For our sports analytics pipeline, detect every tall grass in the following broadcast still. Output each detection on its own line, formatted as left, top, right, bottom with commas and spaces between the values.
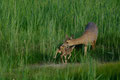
0, 0, 120, 79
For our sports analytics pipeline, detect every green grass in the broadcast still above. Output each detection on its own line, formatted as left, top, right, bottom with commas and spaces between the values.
0, 61, 120, 80
0, 0, 120, 80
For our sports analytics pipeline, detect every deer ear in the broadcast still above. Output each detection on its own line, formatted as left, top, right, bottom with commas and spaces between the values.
65, 34, 69, 40
70, 34, 74, 39
71, 34, 74, 38
70, 37, 72, 39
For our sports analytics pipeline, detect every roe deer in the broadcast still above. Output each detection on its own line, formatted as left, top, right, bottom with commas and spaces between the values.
65, 22, 98, 56
54, 36, 75, 63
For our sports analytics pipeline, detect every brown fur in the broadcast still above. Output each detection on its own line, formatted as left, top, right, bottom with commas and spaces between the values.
54, 36, 75, 63
66, 22, 98, 56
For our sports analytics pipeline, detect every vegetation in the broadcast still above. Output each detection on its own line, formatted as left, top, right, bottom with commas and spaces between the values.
0, 0, 120, 80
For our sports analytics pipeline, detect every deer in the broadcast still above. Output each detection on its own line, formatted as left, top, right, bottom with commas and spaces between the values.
64, 22, 98, 56
54, 36, 75, 63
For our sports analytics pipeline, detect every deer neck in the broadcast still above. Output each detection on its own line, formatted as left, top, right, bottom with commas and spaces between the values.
68, 37, 84, 46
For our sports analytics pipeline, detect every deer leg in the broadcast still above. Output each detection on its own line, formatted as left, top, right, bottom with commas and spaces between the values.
68, 53, 71, 59
92, 40, 96, 50
84, 45, 87, 56
64, 55, 67, 64
61, 54, 64, 63
54, 49, 60, 59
